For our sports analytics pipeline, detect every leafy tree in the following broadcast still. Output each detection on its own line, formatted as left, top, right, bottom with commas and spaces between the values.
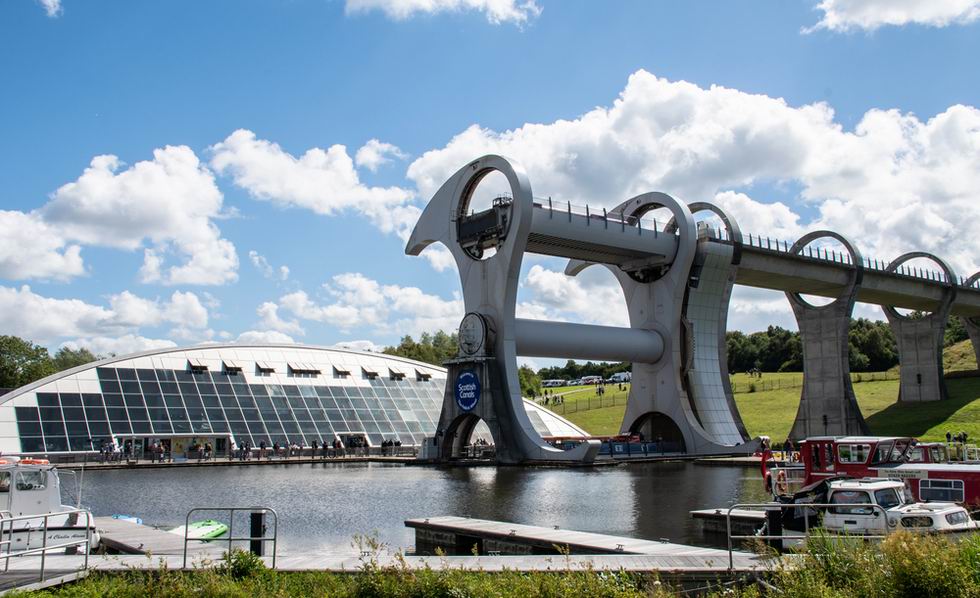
518, 365, 542, 398
945, 316, 969, 347
0, 336, 55, 389
383, 331, 459, 366
848, 318, 898, 372
52, 346, 98, 372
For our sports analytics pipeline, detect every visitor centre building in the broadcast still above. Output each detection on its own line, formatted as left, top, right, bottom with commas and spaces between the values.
0, 344, 584, 457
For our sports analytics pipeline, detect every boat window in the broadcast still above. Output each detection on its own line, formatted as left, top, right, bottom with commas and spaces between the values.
891, 441, 910, 461
822, 444, 835, 471
874, 488, 901, 509
930, 447, 946, 463
946, 511, 969, 526
919, 479, 964, 503
830, 490, 873, 515
15, 470, 46, 491
0, 472, 9, 492
901, 516, 933, 528
838, 444, 871, 464
872, 441, 895, 465
908, 447, 924, 463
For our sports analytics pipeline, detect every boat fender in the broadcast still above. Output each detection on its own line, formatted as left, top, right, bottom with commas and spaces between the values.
20, 458, 49, 465
775, 470, 788, 495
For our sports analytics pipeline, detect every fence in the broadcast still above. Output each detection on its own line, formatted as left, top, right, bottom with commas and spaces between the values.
544, 393, 628, 416
731, 371, 899, 394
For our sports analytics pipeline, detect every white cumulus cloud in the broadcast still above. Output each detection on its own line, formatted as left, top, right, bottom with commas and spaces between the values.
210, 129, 420, 243
408, 70, 980, 278
355, 139, 408, 172
0, 285, 210, 349
40, 147, 238, 286
37, 0, 62, 17
235, 330, 296, 344
61, 335, 177, 357
0, 211, 84, 281
273, 272, 463, 337
807, 0, 980, 33
248, 250, 290, 281
2, 146, 237, 286
345, 0, 541, 25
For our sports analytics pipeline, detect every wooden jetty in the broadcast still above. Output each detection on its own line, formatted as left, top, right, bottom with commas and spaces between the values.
405, 516, 763, 572
95, 517, 226, 557
690, 508, 766, 535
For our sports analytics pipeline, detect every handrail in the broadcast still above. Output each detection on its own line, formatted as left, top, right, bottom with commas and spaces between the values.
182, 506, 278, 569
0, 508, 93, 583
725, 501, 891, 571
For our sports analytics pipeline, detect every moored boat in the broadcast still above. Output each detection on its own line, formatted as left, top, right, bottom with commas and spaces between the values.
0, 458, 99, 553
777, 477, 980, 538
763, 436, 980, 504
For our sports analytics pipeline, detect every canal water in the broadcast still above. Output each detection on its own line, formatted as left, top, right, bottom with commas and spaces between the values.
73, 461, 771, 554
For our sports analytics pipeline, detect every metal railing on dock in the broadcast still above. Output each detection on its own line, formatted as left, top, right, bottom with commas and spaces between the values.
182, 507, 278, 569
725, 502, 889, 571
0, 508, 93, 584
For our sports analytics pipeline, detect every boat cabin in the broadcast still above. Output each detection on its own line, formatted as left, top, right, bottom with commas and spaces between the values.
822, 479, 976, 536
0, 460, 69, 517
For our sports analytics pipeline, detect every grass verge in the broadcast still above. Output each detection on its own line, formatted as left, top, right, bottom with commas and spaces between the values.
562, 377, 980, 444
26, 533, 980, 598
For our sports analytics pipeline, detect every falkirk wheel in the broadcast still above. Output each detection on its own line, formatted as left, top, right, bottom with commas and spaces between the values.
406, 155, 761, 464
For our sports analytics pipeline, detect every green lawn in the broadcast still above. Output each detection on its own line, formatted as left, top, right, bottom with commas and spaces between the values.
561, 376, 980, 443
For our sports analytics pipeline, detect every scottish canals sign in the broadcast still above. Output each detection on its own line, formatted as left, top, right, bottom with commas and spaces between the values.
454, 370, 481, 411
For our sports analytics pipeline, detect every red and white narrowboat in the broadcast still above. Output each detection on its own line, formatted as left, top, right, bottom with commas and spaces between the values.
764, 436, 980, 506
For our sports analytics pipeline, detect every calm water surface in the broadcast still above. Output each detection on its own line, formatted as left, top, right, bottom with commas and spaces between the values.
74, 462, 770, 554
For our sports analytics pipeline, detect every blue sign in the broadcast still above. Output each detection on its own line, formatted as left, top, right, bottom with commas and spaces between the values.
454, 369, 481, 411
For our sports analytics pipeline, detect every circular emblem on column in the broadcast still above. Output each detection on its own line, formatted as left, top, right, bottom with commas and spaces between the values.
454, 369, 481, 412
458, 313, 487, 356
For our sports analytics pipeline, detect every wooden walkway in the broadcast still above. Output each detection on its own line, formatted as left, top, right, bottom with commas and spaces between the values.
95, 517, 225, 557
407, 516, 754, 558
690, 508, 767, 535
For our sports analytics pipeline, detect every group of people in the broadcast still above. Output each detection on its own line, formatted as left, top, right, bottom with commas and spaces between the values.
98, 441, 123, 462
188, 441, 213, 461
379, 438, 402, 456
226, 436, 398, 460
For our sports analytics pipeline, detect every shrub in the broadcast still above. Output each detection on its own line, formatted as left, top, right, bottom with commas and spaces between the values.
218, 548, 266, 580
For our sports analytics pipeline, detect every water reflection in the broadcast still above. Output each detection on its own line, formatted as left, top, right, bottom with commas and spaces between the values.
75, 461, 767, 554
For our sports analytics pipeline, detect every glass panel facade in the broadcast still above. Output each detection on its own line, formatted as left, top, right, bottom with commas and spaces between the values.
18, 366, 446, 451
12, 359, 582, 453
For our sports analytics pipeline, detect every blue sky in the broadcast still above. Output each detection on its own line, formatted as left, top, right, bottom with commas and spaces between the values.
1, 0, 979, 359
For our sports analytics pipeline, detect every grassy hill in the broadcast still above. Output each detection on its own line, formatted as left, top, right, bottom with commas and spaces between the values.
945, 339, 978, 372
559, 341, 979, 443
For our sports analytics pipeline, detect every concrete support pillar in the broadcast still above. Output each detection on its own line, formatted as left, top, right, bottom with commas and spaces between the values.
965, 272, 980, 369
883, 253, 958, 403
787, 232, 869, 440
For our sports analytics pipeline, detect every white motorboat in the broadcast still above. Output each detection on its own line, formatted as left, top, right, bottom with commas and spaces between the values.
781, 478, 980, 538
0, 458, 99, 553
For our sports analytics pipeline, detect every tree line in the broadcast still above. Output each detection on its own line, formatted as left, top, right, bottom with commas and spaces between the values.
0, 336, 100, 390
382, 316, 972, 384
0, 314, 971, 394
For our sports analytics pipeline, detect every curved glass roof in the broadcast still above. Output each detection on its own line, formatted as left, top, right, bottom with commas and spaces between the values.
0, 344, 586, 454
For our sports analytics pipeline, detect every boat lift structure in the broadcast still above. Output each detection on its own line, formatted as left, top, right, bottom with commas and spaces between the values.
407, 155, 980, 464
